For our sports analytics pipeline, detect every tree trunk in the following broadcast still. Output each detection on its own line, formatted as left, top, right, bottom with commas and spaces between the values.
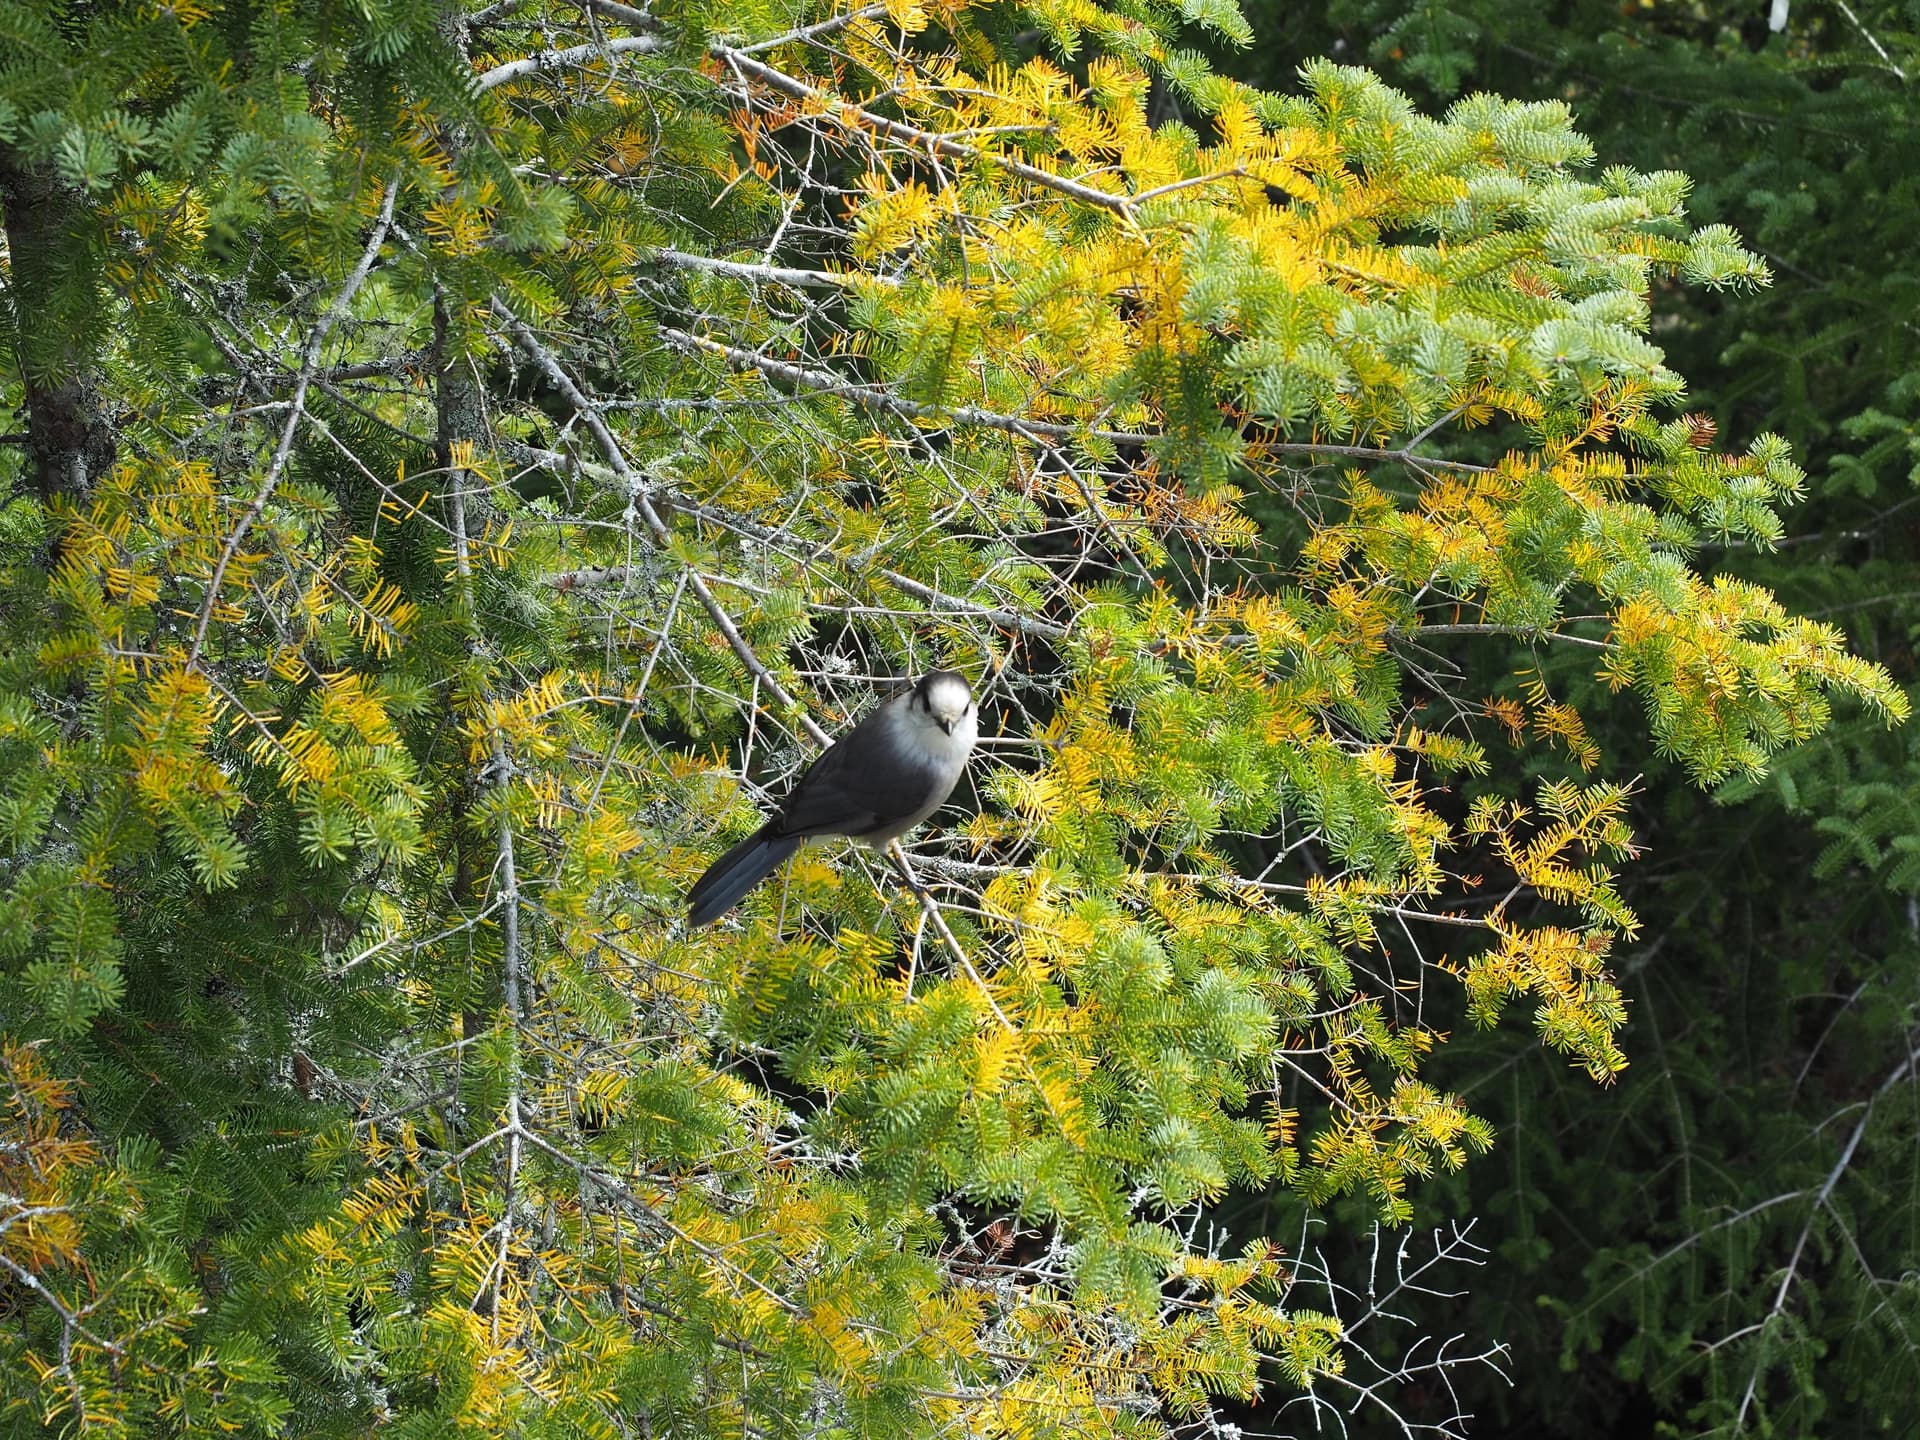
0, 152, 114, 505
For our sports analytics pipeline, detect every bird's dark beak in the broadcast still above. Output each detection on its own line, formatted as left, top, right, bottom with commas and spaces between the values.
940, 719, 953, 735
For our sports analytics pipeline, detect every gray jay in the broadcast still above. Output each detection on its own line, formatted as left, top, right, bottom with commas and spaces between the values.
686, 670, 978, 927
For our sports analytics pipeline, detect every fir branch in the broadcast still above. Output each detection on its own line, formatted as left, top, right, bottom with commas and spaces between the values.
466, 0, 527, 27
490, 297, 834, 747
1737, 1032, 1920, 1427
514, 1126, 810, 1317
886, 841, 1093, 1154
652, 248, 892, 289
187, 176, 400, 667
440, 296, 531, 1334
1834, 0, 1908, 79
547, 558, 1069, 640
730, 2, 889, 55
711, 50, 1119, 217
874, 568, 1068, 640
1391, 623, 1614, 650
1131, 168, 1251, 204
486, 723, 526, 1338
661, 326, 1497, 474
473, 34, 663, 90
576, 0, 657, 30
0, 1250, 124, 1423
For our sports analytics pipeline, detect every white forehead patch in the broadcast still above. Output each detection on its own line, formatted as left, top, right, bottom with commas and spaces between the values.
923, 674, 971, 717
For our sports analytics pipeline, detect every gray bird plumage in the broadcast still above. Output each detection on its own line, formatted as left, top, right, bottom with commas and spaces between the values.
686, 670, 978, 927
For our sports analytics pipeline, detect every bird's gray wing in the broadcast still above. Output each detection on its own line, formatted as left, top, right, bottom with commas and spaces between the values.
770, 709, 942, 839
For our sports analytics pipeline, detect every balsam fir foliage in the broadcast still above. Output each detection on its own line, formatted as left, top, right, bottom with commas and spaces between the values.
1225, 3, 1920, 1435
0, 0, 1904, 1435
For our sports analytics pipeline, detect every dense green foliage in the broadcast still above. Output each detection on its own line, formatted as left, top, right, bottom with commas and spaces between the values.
1224, 3, 1920, 1435
0, 0, 1910, 1435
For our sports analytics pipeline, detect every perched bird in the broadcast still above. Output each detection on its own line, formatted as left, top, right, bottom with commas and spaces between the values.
686, 670, 978, 928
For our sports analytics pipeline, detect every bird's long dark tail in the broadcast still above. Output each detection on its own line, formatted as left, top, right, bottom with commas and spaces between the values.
686, 825, 803, 928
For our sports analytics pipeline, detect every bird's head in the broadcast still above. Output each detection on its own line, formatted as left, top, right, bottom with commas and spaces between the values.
911, 670, 976, 741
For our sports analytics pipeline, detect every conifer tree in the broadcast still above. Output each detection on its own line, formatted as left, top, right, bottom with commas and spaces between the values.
0, 0, 1905, 1434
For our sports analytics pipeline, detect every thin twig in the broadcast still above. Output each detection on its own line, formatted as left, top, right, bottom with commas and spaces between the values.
514, 1126, 810, 1317
1737, 1034, 1920, 1426
491, 296, 832, 746
474, 34, 662, 90
1391, 622, 1613, 651
1833, 0, 1908, 79
188, 177, 399, 665
714, 49, 1136, 220
730, 2, 888, 55
652, 248, 892, 289
661, 327, 1495, 474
